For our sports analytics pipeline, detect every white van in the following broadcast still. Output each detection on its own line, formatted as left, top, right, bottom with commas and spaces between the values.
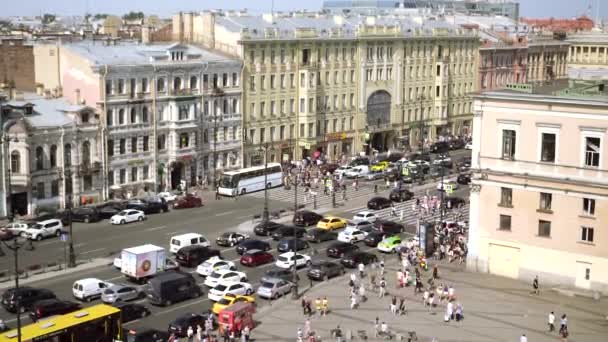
169, 233, 210, 253
345, 165, 370, 179
72, 278, 113, 302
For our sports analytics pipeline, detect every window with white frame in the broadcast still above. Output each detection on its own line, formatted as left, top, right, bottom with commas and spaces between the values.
584, 136, 601, 167
501, 129, 516, 160
540, 132, 556, 162
580, 226, 594, 243
583, 198, 595, 216
539, 192, 552, 211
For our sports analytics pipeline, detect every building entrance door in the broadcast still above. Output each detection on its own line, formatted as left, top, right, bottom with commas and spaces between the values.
575, 261, 592, 289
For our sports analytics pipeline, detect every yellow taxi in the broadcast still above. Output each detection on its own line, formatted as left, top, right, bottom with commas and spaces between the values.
316, 217, 347, 231
211, 293, 256, 314
370, 161, 390, 172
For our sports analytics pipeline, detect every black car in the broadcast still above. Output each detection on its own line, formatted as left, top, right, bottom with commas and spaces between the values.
340, 251, 378, 268
349, 158, 370, 166
326, 242, 360, 258
449, 139, 466, 150
34, 212, 69, 226
307, 261, 345, 281
363, 231, 387, 247
304, 228, 338, 243
236, 239, 271, 255
277, 238, 310, 253
409, 152, 432, 162
175, 245, 221, 267
372, 220, 404, 235
126, 198, 168, 214
402, 167, 424, 184
457, 173, 471, 185
458, 157, 472, 172
261, 268, 299, 283
168, 313, 213, 338
367, 197, 392, 210
29, 299, 81, 321
69, 207, 102, 223
429, 165, 448, 178
293, 210, 324, 227
113, 302, 151, 323
444, 196, 466, 209
215, 232, 248, 247
1, 287, 56, 313
125, 329, 170, 342
272, 226, 306, 240
430, 141, 450, 154
389, 188, 414, 202
253, 221, 285, 236
97, 201, 126, 219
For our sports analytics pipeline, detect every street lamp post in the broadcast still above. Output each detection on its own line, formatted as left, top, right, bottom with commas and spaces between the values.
64, 169, 76, 268
291, 168, 299, 299
259, 143, 271, 222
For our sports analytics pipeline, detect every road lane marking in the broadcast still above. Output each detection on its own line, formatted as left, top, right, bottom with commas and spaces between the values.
80, 248, 106, 255
215, 210, 235, 217
144, 225, 167, 232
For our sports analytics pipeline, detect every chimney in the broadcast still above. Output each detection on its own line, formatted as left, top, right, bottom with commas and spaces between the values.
36, 83, 44, 96
9, 87, 17, 101
75, 89, 81, 105
141, 26, 151, 44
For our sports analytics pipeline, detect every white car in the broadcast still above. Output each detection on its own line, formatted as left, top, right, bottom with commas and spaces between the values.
157, 192, 177, 202
333, 166, 353, 177
207, 281, 254, 302
25, 219, 64, 241
110, 210, 145, 225
275, 252, 312, 269
437, 180, 459, 191
196, 257, 236, 277
204, 269, 247, 288
337, 229, 368, 243
464, 142, 472, 150
5, 222, 33, 237
353, 211, 378, 223
344, 166, 370, 179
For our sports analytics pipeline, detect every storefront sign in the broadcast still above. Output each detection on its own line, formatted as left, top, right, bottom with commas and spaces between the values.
325, 132, 347, 142
179, 155, 193, 162
128, 159, 145, 166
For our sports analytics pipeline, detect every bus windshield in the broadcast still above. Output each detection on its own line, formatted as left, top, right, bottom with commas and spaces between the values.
220, 175, 237, 188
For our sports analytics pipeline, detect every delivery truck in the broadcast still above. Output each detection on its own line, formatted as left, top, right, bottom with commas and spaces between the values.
121, 244, 167, 283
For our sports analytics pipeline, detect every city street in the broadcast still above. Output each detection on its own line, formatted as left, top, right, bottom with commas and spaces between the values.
0, 151, 472, 335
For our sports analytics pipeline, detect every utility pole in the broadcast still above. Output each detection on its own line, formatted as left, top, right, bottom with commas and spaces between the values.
292, 168, 299, 299
65, 168, 76, 268
261, 143, 270, 222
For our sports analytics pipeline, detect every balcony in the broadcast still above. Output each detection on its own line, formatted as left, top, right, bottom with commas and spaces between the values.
10, 173, 29, 187
79, 161, 101, 175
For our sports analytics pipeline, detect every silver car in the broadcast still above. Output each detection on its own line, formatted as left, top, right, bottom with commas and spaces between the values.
346, 220, 373, 232
256, 277, 293, 299
101, 284, 141, 304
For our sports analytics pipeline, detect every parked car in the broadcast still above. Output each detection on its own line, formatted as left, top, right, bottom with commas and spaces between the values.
113, 302, 151, 323
126, 329, 170, 342
145, 271, 201, 306
157, 192, 177, 202
0, 228, 14, 241
110, 210, 145, 225
211, 294, 255, 315
457, 173, 471, 185
363, 231, 387, 247
319, 163, 340, 174
316, 217, 347, 230
216, 232, 248, 247
29, 299, 81, 321
196, 257, 236, 277
277, 238, 310, 253
372, 220, 404, 235
367, 197, 392, 210
236, 239, 271, 255
370, 161, 390, 172
409, 152, 432, 162
168, 313, 210, 338
203, 270, 247, 288
175, 245, 221, 268
366, 170, 385, 181
126, 198, 168, 214
377, 236, 402, 253
326, 242, 360, 258
429, 165, 448, 179
352, 211, 378, 223
307, 261, 345, 281
349, 157, 370, 166
344, 165, 370, 178
389, 188, 414, 202
444, 196, 466, 209
253, 221, 286, 236
449, 139, 466, 150
169, 233, 210, 254
69, 207, 101, 223
304, 228, 338, 243
172, 194, 203, 209
72, 278, 113, 302
345, 220, 373, 232
458, 157, 472, 172
432, 156, 453, 169
464, 141, 473, 150
293, 211, 324, 227
97, 202, 126, 219
261, 268, 299, 283
340, 251, 378, 268
430, 141, 450, 154
256, 278, 293, 299
275, 252, 311, 269
1, 287, 56, 313
271, 226, 306, 240
333, 166, 353, 177
33, 212, 69, 226
101, 284, 141, 304
4, 221, 33, 237
25, 219, 64, 241
337, 229, 367, 243
208, 281, 253, 302
407, 160, 431, 174
240, 249, 274, 267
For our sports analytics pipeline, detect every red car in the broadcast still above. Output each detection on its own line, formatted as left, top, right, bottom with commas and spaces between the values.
173, 194, 203, 209
240, 250, 274, 267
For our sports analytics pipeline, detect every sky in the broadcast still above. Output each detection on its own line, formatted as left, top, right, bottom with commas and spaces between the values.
2, 0, 607, 20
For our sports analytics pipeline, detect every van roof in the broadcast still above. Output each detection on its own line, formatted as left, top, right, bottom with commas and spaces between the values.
123, 244, 164, 254
171, 233, 203, 240
149, 271, 191, 283
74, 278, 103, 284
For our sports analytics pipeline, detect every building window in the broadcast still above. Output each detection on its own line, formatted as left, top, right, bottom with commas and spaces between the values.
105, 80, 112, 95
64, 144, 72, 166
539, 192, 552, 211
10, 151, 19, 173
583, 198, 595, 216
180, 133, 190, 148
51, 180, 59, 197
540, 132, 556, 162
50, 145, 57, 168
131, 137, 137, 153
118, 109, 125, 125
179, 106, 189, 120
584, 136, 600, 167
130, 108, 137, 123
108, 171, 114, 186
232, 73, 238, 86
142, 165, 149, 180
500, 187, 512, 207
581, 226, 594, 243
141, 78, 148, 92
81, 112, 90, 123
142, 107, 149, 123
108, 140, 114, 157
499, 215, 511, 231
119, 169, 126, 184
157, 135, 166, 150
222, 73, 228, 87
501, 129, 516, 159
36, 182, 45, 199
119, 139, 126, 154
106, 110, 113, 126
82, 141, 90, 166
538, 220, 551, 237
157, 78, 165, 92
118, 79, 125, 94
83, 175, 92, 191
35, 146, 44, 170
190, 76, 198, 89
143, 136, 149, 151
131, 167, 138, 182
173, 77, 182, 90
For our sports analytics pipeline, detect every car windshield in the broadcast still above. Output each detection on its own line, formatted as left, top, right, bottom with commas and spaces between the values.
30, 224, 42, 230
214, 284, 227, 291
201, 261, 212, 268
220, 233, 231, 238
209, 271, 221, 278
103, 288, 115, 294
260, 282, 274, 288
118, 211, 128, 216
277, 256, 288, 262
319, 219, 329, 223
217, 298, 232, 305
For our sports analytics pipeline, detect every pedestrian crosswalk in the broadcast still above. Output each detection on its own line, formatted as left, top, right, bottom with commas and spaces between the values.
242, 179, 468, 229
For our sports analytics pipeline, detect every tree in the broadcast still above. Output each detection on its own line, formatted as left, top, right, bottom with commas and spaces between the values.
93, 14, 109, 20
42, 14, 56, 25
122, 11, 144, 21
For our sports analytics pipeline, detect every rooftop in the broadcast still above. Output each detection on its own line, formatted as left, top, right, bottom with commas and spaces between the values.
566, 32, 608, 44
3, 93, 87, 128
477, 80, 608, 106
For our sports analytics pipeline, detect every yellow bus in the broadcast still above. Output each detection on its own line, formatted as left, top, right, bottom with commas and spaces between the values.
0, 304, 122, 342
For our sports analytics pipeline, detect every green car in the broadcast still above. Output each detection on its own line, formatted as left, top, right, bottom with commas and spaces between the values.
377, 235, 402, 253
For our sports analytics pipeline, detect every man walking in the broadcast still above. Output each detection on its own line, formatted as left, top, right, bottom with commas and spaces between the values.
532, 275, 540, 295
379, 278, 386, 298
391, 203, 397, 217
548, 311, 555, 332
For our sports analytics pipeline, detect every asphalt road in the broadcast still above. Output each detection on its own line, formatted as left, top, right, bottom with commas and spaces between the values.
0, 150, 471, 334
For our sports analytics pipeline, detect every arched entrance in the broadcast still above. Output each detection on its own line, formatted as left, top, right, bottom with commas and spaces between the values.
366, 90, 391, 127
170, 162, 184, 190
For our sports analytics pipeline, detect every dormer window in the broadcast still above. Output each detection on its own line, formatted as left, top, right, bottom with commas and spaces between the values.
171, 51, 185, 61
81, 112, 90, 123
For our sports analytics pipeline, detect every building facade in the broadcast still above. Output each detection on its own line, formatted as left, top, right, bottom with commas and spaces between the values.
467, 82, 608, 293
567, 32, 608, 80
0, 38, 36, 91
174, 11, 479, 165
526, 36, 569, 84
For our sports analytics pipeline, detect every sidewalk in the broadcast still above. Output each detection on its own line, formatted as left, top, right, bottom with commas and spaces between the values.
252, 258, 608, 341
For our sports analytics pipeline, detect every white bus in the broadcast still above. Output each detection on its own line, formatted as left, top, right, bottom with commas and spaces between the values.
218, 163, 283, 196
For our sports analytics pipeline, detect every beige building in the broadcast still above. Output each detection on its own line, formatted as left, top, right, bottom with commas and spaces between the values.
567, 32, 608, 80
174, 11, 479, 165
526, 36, 569, 84
467, 81, 608, 293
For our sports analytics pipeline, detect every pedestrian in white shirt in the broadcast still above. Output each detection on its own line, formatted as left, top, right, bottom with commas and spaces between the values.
358, 262, 365, 278
548, 311, 555, 332
520, 334, 527, 342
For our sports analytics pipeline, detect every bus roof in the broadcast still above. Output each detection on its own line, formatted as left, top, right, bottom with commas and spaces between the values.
222, 163, 282, 176
0, 304, 120, 342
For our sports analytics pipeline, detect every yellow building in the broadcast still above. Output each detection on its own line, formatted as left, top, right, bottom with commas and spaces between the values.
174, 11, 479, 165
